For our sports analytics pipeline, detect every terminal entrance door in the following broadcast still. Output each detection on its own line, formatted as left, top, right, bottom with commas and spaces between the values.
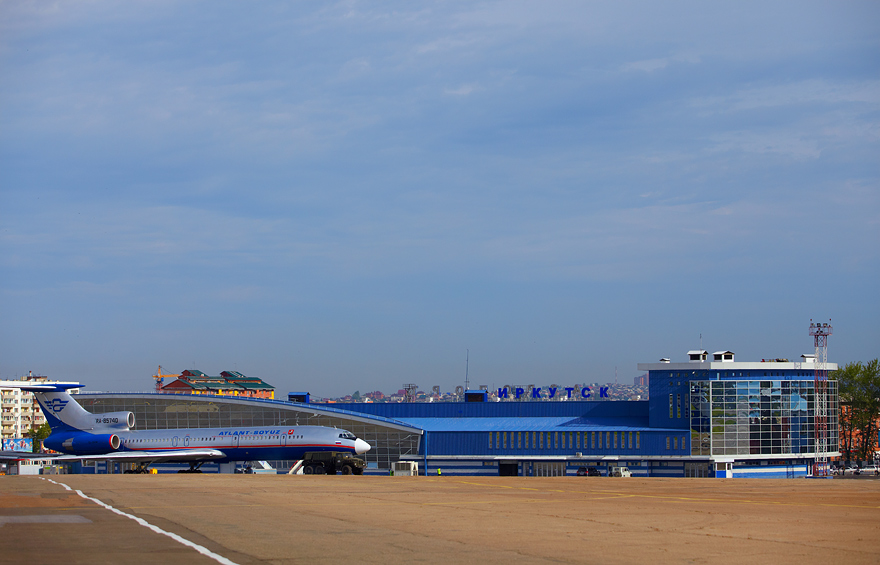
534, 462, 565, 477
684, 462, 710, 478
499, 462, 519, 476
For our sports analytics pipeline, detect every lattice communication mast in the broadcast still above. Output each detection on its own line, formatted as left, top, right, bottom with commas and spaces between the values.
403, 383, 418, 403
810, 320, 832, 477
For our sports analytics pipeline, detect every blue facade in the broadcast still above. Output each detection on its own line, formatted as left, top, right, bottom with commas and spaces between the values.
331, 355, 838, 478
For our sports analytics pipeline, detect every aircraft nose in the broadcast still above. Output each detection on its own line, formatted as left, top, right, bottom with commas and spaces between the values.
354, 438, 371, 454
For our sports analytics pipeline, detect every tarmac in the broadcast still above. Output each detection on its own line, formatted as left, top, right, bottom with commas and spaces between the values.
1, 474, 879, 564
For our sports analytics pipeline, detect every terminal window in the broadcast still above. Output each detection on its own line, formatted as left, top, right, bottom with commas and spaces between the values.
689, 379, 838, 457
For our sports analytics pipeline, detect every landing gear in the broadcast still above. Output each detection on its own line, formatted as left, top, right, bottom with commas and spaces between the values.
124, 463, 152, 474
177, 461, 205, 473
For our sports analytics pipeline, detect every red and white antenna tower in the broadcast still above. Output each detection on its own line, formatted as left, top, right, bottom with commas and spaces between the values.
809, 319, 832, 477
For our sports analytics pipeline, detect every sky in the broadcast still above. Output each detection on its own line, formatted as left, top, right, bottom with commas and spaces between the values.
1, 1, 878, 398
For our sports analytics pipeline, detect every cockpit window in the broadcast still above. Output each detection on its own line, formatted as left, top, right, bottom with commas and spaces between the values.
338, 432, 357, 440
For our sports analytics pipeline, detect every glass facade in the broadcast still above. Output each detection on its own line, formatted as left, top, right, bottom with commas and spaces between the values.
78, 394, 422, 471
689, 380, 839, 457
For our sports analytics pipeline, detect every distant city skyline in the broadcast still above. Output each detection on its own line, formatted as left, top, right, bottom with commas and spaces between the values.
2, 2, 877, 399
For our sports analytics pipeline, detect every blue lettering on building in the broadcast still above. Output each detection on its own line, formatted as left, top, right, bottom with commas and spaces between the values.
494, 385, 610, 400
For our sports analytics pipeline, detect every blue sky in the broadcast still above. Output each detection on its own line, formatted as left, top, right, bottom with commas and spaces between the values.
1, 1, 877, 397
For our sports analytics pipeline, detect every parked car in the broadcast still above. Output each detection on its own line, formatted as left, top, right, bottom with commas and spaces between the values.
576, 466, 602, 477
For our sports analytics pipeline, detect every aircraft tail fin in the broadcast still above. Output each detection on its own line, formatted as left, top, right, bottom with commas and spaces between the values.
0, 382, 99, 433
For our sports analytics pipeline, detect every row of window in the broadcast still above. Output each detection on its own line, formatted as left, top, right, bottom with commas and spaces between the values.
666, 436, 687, 450
662, 373, 817, 379
669, 393, 684, 418
488, 431, 641, 451
83, 396, 422, 471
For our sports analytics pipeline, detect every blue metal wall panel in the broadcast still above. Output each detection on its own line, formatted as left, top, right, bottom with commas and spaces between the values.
732, 464, 809, 478
331, 400, 648, 422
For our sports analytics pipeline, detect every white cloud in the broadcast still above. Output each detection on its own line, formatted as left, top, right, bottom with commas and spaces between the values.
444, 83, 480, 96
706, 130, 822, 160
620, 54, 701, 73
692, 80, 880, 114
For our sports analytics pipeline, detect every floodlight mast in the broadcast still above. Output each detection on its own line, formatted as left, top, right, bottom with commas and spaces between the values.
810, 320, 832, 477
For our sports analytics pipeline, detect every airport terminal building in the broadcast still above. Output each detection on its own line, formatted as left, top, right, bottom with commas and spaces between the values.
80, 350, 838, 478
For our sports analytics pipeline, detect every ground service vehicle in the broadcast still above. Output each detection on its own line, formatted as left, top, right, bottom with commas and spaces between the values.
610, 466, 632, 477
301, 451, 366, 475
392, 461, 419, 476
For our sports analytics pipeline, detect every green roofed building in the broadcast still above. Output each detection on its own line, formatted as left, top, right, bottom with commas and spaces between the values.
161, 370, 275, 399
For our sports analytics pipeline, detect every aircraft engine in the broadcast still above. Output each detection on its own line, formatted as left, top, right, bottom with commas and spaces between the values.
46, 432, 122, 455
92, 411, 135, 430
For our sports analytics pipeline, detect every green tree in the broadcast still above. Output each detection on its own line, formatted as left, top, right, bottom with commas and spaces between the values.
834, 359, 880, 463
28, 422, 52, 453
835, 362, 861, 461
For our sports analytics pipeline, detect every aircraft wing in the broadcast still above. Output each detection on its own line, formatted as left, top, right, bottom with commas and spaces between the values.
0, 449, 226, 464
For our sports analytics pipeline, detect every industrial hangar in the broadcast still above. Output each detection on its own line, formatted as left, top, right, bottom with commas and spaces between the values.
76, 347, 840, 478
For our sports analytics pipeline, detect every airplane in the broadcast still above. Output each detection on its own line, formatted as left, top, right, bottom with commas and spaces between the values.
0, 381, 370, 473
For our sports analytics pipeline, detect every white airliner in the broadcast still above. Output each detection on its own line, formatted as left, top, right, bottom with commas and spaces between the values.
0, 382, 370, 473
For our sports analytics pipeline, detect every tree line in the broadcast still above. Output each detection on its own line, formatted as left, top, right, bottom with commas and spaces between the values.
834, 359, 880, 463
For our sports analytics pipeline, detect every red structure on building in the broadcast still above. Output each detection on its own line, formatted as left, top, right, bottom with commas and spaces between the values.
160, 369, 275, 399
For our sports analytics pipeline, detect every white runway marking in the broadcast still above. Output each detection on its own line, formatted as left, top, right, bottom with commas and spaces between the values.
42, 478, 239, 565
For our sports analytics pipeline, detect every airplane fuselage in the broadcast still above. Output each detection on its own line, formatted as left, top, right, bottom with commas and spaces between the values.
108, 425, 364, 463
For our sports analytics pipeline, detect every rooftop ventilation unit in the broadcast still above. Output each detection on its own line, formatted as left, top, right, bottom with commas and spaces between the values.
687, 350, 707, 362
713, 351, 735, 362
